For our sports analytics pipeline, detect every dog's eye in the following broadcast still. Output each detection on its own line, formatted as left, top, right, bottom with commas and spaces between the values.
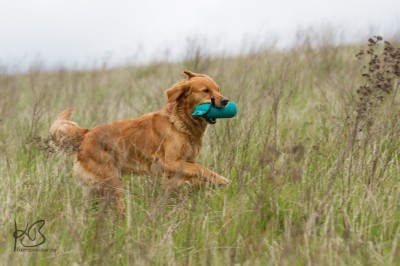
203, 88, 210, 93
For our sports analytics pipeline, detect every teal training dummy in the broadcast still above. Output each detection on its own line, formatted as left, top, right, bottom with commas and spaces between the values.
192, 96, 238, 124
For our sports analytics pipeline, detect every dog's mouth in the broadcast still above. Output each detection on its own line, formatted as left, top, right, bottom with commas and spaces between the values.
204, 118, 217, 124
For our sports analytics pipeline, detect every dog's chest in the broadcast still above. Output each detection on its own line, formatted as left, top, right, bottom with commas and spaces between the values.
183, 139, 203, 162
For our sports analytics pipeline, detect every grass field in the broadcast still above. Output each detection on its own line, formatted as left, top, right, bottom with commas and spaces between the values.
1, 35, 400, 265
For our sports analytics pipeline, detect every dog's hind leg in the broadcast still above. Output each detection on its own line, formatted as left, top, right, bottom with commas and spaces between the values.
101, 174, 126, 219
75, 158, 126, 218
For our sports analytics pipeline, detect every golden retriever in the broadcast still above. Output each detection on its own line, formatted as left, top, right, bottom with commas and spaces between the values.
50, 70, 230, 217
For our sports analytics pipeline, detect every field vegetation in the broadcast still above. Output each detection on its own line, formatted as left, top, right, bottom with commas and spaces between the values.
1, 35, 400, 265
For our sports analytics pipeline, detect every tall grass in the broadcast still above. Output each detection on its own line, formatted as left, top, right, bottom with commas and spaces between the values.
1, 34, 400, 265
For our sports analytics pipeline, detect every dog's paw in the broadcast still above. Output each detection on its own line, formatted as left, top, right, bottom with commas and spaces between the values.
217, 176, 230, 186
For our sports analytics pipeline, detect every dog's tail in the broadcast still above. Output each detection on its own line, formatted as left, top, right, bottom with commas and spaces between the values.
50, 108, 89, 152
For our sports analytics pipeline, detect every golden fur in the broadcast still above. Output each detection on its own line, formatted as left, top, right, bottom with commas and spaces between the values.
50, 71, 230, 217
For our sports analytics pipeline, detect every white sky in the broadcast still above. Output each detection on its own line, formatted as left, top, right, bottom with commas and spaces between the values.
0, 0, 399, 71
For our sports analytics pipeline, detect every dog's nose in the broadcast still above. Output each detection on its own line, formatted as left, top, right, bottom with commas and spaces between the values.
220, 98, 229, 106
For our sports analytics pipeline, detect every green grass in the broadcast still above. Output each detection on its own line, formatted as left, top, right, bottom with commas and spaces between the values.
1, 36, 400, 265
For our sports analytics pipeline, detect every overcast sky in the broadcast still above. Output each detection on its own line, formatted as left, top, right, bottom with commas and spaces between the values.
0, 0, 399, 71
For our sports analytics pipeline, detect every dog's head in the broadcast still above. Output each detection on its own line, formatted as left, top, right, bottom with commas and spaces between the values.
165, 70, 229, 123
165, 71, 229, 124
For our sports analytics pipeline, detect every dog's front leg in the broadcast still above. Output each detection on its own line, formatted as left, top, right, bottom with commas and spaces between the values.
163, 160, 230, 186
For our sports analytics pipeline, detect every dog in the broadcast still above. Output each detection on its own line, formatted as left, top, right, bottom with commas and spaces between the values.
50, 70, 230, 217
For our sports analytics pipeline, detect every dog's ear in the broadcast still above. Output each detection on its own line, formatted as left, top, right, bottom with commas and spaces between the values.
183, 70, 198, 79
183, 70, 209, 80
165, 81, 189, 103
